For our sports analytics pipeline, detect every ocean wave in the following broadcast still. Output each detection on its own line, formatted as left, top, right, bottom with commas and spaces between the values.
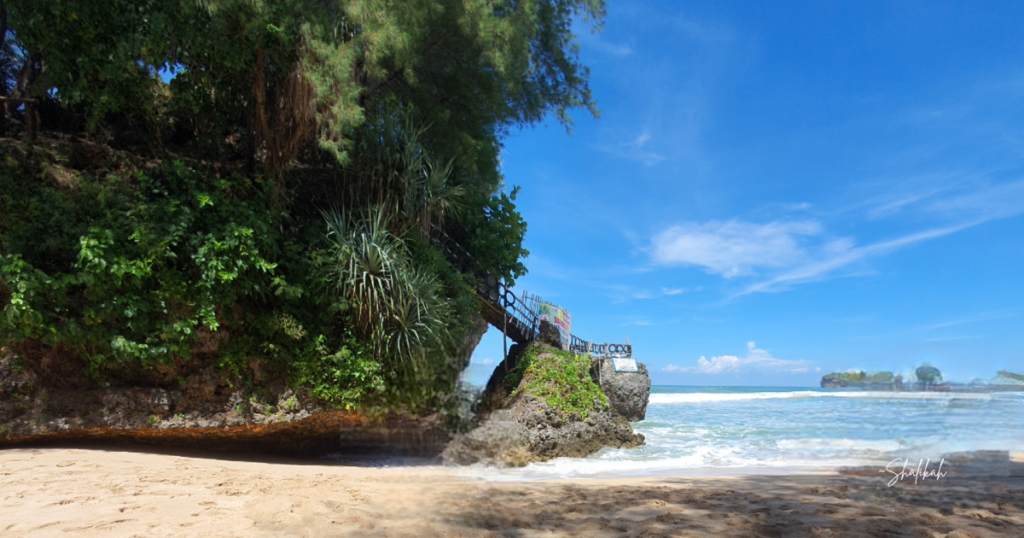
476, 451, 790, 479
777, 438, 904, 454
649, 391, 998, 404
452, 452, 882, 481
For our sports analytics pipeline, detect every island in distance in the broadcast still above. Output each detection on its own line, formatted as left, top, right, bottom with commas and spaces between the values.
820, 365, 1024, 391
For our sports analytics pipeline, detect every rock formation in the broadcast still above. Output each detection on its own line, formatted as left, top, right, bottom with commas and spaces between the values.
820, 377, 849, 388
445, 323, 645, 466
593, 359, 650, 421
536, 319, 564, 349
0, 315, 491, 457
504, 389, 644, 461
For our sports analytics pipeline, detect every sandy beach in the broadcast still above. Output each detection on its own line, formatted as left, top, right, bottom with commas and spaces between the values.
1, 448, 1022, 537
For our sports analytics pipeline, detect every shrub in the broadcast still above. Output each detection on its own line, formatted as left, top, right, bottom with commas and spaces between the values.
293, 334, 383, 409
506, 347, 607, 421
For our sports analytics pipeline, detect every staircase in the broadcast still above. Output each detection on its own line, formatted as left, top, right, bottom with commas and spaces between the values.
430, 227, 631, 358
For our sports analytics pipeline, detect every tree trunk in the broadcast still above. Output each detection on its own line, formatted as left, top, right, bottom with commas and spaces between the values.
14, 52, 41, 143
252, 44, 270, 170
0, 1, 8, 136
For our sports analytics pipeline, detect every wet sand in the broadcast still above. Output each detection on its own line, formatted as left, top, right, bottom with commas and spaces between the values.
2, 448, 1022, 537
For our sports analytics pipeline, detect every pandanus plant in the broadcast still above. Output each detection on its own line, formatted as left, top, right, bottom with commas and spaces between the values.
340, 108, 466, 239
322, 209, 450, 378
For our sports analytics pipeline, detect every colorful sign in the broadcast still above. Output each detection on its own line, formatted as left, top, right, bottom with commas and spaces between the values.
536, 302, 571, 347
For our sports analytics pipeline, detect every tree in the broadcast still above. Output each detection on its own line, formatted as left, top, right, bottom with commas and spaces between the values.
996, 370, 1024, 383
1, 0, 604, 407
6, 1, 602, 180
915, 365, 942, 387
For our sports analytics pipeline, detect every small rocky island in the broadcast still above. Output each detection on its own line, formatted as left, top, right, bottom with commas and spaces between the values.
820, 370, 905, 389
443, 321, 650, 466
820, 365, 952, 390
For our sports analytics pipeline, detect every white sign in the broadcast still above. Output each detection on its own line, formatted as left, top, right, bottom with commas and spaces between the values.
612, 358, 638, 372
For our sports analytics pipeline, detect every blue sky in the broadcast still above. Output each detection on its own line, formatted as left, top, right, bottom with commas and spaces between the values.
464, 0, 1024, 387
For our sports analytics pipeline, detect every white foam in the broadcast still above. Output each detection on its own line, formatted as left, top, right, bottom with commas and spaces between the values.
649, 391, 997, 404
450, 452, 884, 481
777, 438, 905, 453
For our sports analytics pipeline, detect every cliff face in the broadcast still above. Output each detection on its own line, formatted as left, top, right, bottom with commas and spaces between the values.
0, 314, 491, 457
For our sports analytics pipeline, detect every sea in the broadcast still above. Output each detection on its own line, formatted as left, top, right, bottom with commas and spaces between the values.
465, 385, 1024, 480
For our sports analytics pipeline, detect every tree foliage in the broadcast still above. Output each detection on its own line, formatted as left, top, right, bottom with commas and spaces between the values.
914, 365, 942, 385
5, 0, 601, 177
996, 370, 1024, 383
0, 0, 604, 410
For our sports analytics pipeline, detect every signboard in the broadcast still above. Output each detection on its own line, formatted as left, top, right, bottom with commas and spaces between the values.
613, 358, 639, 372
536, 302, 571, 347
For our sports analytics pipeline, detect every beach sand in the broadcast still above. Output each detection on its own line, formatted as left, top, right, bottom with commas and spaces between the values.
2, 448, 1022, 537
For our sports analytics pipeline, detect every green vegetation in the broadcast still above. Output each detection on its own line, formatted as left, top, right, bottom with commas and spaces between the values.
292, 333, 382, 409
868, 371, 894, 383
996, 370, 1024, 383
821, 370, 898, 385
823, 366, 951, 388
914, 365, 942, 386
821, 371, 868, 384
0, 1, 605, 413
505, 347, 607, 421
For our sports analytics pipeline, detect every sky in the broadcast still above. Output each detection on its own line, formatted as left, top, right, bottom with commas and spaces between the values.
464, 0, 1024, 387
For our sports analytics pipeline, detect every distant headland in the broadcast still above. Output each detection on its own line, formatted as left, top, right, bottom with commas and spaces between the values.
820, 365, 1024, 391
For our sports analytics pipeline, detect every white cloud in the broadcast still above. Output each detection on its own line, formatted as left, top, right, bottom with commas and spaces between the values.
575, 28, 633, 57
737, 223, 970, 295
479, 358, 495, 366
651, 219, 821, 277
925, 179, 1024, 220
650, 174, 1024, 297
630, 287, 688, 299
919, 308, 1020, 330
661, 342, 812, 374
865, 177, 1024, 222
649, 218, 980, 297
674, 16, 736, 43
595, 130, 664, 166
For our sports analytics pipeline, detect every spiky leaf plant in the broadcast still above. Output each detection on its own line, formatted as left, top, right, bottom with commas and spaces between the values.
322, 209, 450, 380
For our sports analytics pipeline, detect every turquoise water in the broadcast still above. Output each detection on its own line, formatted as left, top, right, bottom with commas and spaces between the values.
477, 386, 1024, 479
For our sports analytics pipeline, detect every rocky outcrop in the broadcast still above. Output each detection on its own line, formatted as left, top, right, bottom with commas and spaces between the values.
820, 377, 849, 388
0, 367, 452, 457
0, 314, 491, 456
507, 390, 644, 461
443, 390, 644, 466
444, 342, 644, 466
536, 319, 563, 349
440, 410, 530, 466
593, 359, 650, 421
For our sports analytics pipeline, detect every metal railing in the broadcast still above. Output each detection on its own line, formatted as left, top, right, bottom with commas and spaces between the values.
429, 225, 632, 358
569, 335, 632, 358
